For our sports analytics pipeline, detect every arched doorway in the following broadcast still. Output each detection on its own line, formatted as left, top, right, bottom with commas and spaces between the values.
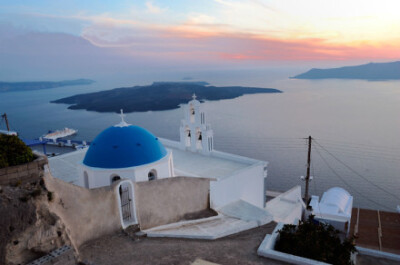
115, 180, 137, 228
148, 169, 157, 181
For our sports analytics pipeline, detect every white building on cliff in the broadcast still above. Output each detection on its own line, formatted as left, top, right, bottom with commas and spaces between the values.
72, 94, 267, 210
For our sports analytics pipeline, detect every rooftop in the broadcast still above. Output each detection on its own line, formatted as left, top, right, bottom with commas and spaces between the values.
48, 149, 86, 184
161, 138, 264, 180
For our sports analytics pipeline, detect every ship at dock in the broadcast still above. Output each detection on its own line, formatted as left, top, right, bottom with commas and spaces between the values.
43, 127, 77, 140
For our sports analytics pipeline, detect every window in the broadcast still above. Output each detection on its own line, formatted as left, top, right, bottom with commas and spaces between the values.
148, 169, 157, 181
111, 175, 121, 184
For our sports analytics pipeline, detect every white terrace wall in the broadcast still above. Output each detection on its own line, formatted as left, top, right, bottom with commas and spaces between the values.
210, 163, 265, 209
44, 173, 121, 250
134, 176, 210, 229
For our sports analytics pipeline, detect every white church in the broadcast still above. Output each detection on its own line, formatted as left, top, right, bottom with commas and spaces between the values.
77, 95, 267, 208
49, 95, 271, 231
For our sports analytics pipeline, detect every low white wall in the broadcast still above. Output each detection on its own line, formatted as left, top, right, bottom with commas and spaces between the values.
283, 204, 303, 224
44, 173, 121, 250
356, 246, 400, 262
210, 163, 265, 209
134, 177, 210, 229
257, 222, 330, 265
265, 186, 304, 224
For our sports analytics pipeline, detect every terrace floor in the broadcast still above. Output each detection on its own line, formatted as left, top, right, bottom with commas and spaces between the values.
350, 208, 400, 255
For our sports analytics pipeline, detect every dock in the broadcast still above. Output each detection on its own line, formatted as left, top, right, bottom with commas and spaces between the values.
22, 138, 90, 156
350, 208, 400, 255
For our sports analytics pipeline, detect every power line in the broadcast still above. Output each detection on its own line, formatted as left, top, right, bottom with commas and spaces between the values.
313, 140, 400, 202
313, 145, 393, 211
218, 135, 304, 141
314, 141, 400, 160
219, 135, 400, 159
309, 145, 400, 163
315, 137, 400, 152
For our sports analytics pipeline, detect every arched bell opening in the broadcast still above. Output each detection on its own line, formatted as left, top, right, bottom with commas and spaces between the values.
196, 128, 202, 150
190, 104, 195, 123
185, 126, 191, 147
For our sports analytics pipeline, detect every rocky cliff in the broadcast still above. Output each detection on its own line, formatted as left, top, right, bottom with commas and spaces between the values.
0, 179, 73, 265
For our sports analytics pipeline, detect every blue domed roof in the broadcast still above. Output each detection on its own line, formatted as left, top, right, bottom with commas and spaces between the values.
83, 125, 167, 169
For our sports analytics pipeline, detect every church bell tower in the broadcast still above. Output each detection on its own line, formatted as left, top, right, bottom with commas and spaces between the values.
180, 94, 214, 154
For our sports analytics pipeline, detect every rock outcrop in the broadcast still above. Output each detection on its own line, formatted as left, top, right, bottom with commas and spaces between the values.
0, 180, 73, 265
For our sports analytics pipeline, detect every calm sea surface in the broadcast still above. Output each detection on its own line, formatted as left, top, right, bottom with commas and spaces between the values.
1, 68, 400, 211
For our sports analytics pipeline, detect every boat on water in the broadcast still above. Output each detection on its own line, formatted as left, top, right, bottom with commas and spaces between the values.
43, 127, 77, 140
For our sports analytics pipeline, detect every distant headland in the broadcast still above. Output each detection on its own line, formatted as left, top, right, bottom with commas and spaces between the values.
292, 61, 400, 80
0, 79, 95, 92
51, 81, 282, 113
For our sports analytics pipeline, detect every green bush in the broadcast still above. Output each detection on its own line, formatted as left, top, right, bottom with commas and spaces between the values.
275, 216, 356, 265
0, 134, 34, 168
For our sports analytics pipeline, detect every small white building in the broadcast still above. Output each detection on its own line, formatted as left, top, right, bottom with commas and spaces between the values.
309, 187, 353, 235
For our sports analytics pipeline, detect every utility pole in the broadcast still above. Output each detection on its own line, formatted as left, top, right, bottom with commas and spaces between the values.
2, 113, 10, 131
304, 135, 312, 204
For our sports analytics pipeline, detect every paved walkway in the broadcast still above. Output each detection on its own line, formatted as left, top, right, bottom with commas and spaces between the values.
79, 223, 286, 265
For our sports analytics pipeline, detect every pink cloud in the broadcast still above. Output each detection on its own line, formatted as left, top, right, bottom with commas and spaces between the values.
81, 20, 400, 63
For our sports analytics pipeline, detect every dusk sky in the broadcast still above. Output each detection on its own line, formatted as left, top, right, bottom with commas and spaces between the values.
1, 0, 400, 79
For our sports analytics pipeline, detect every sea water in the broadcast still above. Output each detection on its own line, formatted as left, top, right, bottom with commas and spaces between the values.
1, 68, 399, 211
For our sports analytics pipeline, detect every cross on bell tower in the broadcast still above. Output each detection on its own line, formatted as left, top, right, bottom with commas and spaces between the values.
179, 95, 214, 154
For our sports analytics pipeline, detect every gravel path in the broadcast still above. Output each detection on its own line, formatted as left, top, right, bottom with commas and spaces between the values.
79, 222, 286, 265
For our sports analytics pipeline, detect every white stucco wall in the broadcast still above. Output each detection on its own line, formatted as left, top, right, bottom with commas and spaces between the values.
210, 163, 266, 209
77, 151, 173, 189
265, 186, 305, 224
133, 153, 173, 182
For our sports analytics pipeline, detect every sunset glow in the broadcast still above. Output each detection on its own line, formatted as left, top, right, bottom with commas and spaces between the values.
1, 0, 399, 64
